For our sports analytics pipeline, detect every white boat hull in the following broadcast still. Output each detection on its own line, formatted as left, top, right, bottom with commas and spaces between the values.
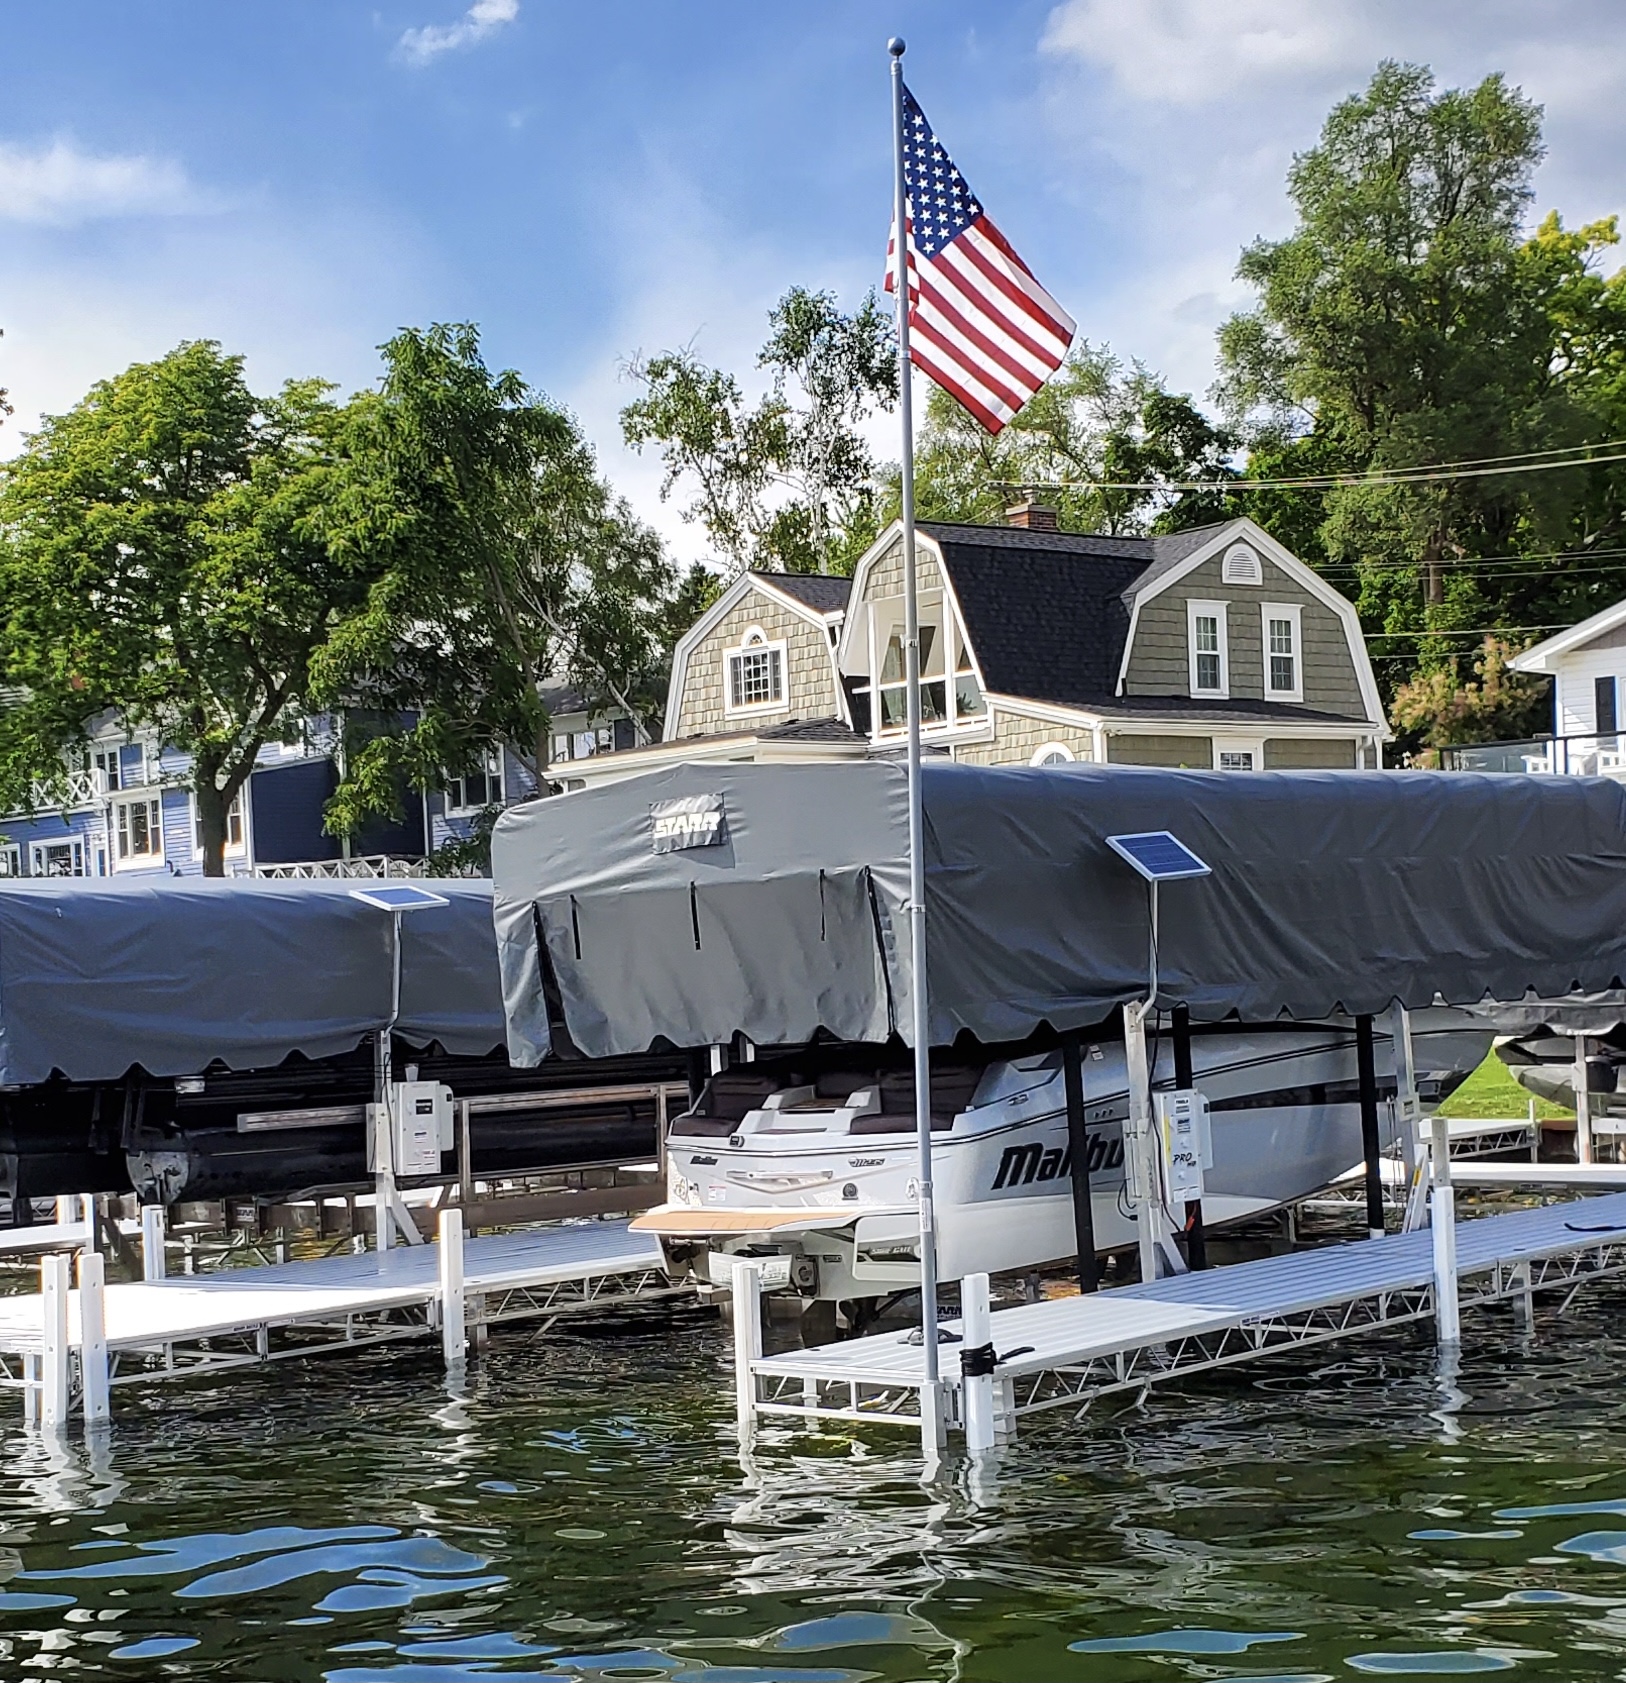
640, 1013, 1491, 1303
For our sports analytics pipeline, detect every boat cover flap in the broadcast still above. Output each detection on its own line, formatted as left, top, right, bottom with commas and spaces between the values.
0, 878, 505, 1084
490, 759, 1626, 1060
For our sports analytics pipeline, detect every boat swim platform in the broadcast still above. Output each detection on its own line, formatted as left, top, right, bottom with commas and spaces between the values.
744, 1191, 1626, 1438
0, 1220, 674, 1416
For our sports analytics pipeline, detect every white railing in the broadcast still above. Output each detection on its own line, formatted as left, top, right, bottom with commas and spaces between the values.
4, 767, 104, 818
244, 854, 425, 881
1440, 733, 1626, 776
244, 856, 430, 880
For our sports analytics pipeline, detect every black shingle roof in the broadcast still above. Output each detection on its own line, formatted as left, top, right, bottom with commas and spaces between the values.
752, 572, 852, 615
917, 520, 1236, 711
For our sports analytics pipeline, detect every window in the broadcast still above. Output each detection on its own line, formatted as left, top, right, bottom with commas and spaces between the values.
1187, 600, 1229, 697
550, 732, 574, 765
1030, 742, 1076, 766
33, 838, 88, 877
445, 749, 504, 814
1262, 603, 1303, 701
0, 845, 20, 878
1213, 737, 1263, 772
863, 598, 982, 736
724, 628, 787, 715
192, 792, 245, 854
1221, 543, 1263, 585
1598, 675, 1619, 737
93, 748, 121, 793
113, 796, 163, 867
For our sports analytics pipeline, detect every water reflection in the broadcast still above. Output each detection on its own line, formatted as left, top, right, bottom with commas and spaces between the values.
0, 1288, 1616, 1676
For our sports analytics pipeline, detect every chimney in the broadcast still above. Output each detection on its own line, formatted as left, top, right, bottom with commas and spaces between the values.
1005, 498, 1058, 532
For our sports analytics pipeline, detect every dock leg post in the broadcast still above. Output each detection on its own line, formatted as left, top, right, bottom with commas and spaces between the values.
960, 1272, 995, 1456
1574, 1035, 1594, 1165
732, 1259, 763, 1442
1429, 1114, 1460, 1345
77, 1251, 109, 1428
1512, 1259, 1535, 1333
140, 1205, 166, 1282
39, 1254, 70, 1433
22, 1354, 39, 1427
438, 1208, 466, 1370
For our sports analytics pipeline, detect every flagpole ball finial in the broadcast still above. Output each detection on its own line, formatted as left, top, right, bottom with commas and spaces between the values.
888, 36, 905, 56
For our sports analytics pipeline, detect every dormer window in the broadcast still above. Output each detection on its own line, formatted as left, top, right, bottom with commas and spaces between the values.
1188, 600, 1229, 698
1221, 543, 1263, 585
724, 627, 787, 716
1262, 603, 1303, 701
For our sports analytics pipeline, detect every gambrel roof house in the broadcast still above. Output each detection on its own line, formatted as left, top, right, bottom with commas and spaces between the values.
555, 509, 1388, 789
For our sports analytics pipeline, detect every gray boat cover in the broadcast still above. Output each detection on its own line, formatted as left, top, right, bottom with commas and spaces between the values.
490, 760, 1626, 1060
0, 878, 505, 1085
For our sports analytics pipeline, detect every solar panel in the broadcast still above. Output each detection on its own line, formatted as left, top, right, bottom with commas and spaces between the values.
1106, 831, 1211, 883
347, 884, 451, 913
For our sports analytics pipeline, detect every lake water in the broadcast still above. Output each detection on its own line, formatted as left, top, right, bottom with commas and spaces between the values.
2, 1283, 1625, 1680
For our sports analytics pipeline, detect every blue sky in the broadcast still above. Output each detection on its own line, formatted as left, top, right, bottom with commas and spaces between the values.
4, 1, 1626, 558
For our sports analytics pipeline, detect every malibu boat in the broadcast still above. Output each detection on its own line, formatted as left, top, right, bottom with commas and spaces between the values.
633, 1012, 1492, 1315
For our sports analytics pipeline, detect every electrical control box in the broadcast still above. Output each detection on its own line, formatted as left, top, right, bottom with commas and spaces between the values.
367, 1081, 454, 1177
1155, 1088, 1212, 1203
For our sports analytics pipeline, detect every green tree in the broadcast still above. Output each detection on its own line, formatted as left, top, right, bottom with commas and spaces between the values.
1217, 61, 1626, 743
316, 324, 693, 840
896, 340, 1237, 536
0, 341, 379, 874
622, 286, 896, 574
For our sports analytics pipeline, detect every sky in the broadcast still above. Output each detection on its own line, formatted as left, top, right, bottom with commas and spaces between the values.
3, 0, 1626, 561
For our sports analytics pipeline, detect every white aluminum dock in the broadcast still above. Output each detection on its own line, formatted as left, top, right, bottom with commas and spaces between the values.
742, 1191, 1626, 1439
0, 1219, 674, 1424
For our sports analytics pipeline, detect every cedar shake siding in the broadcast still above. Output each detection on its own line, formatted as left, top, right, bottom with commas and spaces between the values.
671, 588, 840, 740
1263, 737, 1359, 769
1107, 734, 1215, 768
953, 708, 1096, 765
1122, 551, 1365, 716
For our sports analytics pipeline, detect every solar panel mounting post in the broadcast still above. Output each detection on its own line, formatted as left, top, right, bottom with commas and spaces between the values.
890, 33, 945, 1462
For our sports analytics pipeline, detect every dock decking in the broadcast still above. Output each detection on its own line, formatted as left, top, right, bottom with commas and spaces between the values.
0, 1220, 673, 1420
745, 1191, 1626, 1437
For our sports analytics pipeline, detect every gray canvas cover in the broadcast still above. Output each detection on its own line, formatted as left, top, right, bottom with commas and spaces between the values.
0, 878, 505, 1086
491, 760, 1626, 1061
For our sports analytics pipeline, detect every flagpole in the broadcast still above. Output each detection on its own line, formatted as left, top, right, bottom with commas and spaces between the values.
889, 35, 943, 1459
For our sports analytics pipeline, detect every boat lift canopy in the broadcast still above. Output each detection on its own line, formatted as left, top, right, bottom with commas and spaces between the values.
0, 877, 506, 1086
491, 760, 1626, 1060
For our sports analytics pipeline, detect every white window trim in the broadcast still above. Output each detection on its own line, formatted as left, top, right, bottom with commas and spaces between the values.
32, 837, 89, 877
1029, 741, 1076, 766
1187, 600, 1230, 699
722, 626, 789, 718
110, 790, 165, 871
1262, 601, 1304, 703
189, 790, 248, 859
1212, 735, 1265, 772
445, 749, 506, 816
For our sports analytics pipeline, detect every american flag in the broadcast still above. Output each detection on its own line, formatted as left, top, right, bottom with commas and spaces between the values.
885, 82, 1075, 434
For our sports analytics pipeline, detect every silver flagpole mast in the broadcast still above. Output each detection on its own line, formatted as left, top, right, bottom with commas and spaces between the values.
889, 35, 943, 1456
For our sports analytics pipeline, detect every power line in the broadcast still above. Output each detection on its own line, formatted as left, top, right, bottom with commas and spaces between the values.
1001, 439, 1626, 494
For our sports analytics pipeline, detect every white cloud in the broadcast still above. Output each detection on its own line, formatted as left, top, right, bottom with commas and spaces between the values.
1043, 0, 1368, 106
1036, 0, 1626, 405
0, 139, 203, 226
397, 0, 520, 67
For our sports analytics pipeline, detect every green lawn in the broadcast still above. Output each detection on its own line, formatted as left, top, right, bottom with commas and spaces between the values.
1436, 1049, 1572, 1120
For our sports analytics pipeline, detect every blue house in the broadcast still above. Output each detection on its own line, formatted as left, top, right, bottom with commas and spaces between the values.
0, 704, 632, 879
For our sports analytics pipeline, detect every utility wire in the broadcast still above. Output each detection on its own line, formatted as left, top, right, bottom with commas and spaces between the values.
1001, 439, 1626, 494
